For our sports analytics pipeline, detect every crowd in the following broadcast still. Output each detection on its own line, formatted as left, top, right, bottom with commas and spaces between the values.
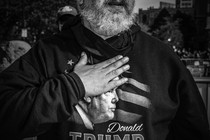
173, 46, 210, 59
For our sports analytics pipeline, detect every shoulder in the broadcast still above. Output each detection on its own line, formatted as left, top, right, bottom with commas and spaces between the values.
134, 29, 178, 61
132, 28, 188, 76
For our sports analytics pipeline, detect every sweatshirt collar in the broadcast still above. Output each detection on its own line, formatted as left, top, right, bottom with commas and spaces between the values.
75, 104, 94, 130
58, 17, 140, 62
70, 22, 140, 60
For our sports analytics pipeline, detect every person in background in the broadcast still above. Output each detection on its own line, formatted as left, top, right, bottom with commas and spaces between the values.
57, 5, 78, 31
0, 45, 8, 71
0, 40, 31, 72
0, 0, 210, 140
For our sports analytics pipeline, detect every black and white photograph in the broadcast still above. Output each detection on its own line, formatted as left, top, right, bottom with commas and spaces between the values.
0, 0, 210, 140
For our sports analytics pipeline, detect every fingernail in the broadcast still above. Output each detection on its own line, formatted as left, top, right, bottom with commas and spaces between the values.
118, 55, 123, 59
124, 65, 130, 70
123, 57, 129, 62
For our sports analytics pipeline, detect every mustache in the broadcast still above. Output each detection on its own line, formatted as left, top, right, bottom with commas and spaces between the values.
105, 0, 126, 6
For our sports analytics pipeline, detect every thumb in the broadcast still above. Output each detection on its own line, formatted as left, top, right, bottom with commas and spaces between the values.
75, 52, 88, 67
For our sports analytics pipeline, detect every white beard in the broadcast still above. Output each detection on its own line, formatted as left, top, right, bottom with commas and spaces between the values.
80, 5, 134, 37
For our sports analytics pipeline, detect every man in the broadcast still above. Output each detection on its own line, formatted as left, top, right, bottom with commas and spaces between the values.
0, 0, 209, 140
57, 5, 78, 31
75, 88, 119, 130
0, 40, 31, 72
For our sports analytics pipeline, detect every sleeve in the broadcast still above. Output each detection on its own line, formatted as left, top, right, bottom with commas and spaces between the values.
167, 57, 210, 140
0, 42, 85, 139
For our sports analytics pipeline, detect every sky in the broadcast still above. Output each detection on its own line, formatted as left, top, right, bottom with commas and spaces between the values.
134, 0, 175, 12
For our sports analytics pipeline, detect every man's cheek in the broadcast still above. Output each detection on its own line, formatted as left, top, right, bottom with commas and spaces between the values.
91, 98, 100, 109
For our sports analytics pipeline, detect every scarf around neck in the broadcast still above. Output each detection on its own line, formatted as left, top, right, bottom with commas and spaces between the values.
63, 17, 140, 64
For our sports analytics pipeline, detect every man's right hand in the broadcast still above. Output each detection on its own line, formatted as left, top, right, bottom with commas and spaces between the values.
74, 52, 130, 97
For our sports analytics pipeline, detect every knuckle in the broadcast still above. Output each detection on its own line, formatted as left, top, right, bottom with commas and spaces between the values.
113, 61, 123, 68
112, 80, 119, 87
115, 56, 121, 61
112, 70, 119, 76
103, 84, 110, 93
93, 64, 98, 69
112, 62, 119, 68
107, 56, 121, 65
113, 55, 119, 61
93, 63, 99, 69
107, 59, 113, 64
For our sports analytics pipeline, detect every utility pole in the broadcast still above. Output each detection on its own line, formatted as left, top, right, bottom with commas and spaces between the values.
21, 0, 27, 39
206, 0, 210, 48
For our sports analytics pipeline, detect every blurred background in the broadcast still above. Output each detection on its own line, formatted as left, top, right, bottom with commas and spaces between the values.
0, 0, 74, 46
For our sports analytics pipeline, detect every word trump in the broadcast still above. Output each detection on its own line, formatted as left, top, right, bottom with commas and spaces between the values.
69, 132, 144, 140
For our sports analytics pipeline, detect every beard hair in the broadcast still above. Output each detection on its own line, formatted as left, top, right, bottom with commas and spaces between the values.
80, 4, 135, 36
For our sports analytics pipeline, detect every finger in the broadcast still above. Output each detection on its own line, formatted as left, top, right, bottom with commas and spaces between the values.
75, 52, 88, 67
107, 77, 128, 91
97, 55, 123, 68
106, 64, 130, 79
104, 57, 129, 74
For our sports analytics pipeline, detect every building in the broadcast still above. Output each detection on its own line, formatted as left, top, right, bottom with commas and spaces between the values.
138, 2, 176, 26
160, 2, 175, 9
194, 0, 208, 49
205, 0, 210, 48
138, 0, 209, 50
176, 0, 194, 8
138, 7, 160, 26
175, 0, 194, 16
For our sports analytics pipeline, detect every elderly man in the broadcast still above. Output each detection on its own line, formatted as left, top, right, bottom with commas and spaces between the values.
0, 40, 31, 72
0, 0, 210, 140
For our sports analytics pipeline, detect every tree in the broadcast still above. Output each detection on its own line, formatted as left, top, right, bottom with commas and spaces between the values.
159, 18, 183, 49
149, 8, 183, 50
149, 8, 171, 34
0, 0, 75, 45
173, 10, 197, 50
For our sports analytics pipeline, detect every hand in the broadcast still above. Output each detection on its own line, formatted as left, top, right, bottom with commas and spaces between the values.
74, 52, 130, 97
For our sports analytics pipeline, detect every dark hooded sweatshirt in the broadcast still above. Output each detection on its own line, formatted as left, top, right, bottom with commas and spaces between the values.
0, 17, 209, 140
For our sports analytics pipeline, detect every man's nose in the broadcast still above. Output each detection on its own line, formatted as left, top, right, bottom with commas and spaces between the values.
111, 91, 119, 104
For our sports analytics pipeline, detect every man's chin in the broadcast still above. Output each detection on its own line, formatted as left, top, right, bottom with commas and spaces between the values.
97, 21, 132, 37
93, 114, 114, 124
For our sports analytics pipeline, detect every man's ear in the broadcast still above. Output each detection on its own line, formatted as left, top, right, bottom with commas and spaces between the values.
84, 96, 91, 103
76, 0, 84, 10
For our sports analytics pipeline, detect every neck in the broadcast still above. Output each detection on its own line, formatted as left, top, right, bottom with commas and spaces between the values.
83, 19, 115, 40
